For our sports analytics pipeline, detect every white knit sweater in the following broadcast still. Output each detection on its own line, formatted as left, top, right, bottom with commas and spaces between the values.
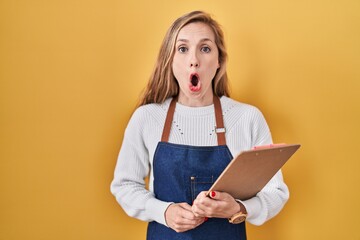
110, 96, 289, 227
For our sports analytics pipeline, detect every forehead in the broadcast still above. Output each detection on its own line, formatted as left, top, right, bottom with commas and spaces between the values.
176, 22, 215, 42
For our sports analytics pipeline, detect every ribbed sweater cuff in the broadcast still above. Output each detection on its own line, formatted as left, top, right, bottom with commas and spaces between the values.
145, 198, 173, 227
239, 197, 263, 225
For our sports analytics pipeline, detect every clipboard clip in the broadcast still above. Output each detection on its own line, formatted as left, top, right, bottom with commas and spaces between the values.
252, 143, 286, 150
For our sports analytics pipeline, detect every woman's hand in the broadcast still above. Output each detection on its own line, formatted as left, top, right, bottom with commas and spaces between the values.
165, 202, 205, 233
192, 191, 240, 218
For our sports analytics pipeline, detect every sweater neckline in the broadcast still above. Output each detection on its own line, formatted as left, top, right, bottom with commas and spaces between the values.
173, 96, 227, 117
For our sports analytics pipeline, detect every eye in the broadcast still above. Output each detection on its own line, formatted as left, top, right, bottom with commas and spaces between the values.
201, 46, 211, 53
178, 46, 188, 53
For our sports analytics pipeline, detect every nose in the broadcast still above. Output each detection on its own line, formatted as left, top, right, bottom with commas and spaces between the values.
190, 62, 199, 68
189, 52, 200, 68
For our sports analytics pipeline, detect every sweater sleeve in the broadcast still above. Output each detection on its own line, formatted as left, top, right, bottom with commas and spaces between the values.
110, 107, 172, 226
238, 107, 290, 226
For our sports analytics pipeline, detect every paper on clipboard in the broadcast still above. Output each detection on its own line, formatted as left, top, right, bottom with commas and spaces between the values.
207, 144, 301, 200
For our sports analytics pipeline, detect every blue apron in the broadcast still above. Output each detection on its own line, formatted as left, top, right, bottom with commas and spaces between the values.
147, 96, 246, 240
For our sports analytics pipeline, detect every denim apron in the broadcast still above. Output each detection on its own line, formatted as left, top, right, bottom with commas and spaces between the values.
147, 96, 246, 240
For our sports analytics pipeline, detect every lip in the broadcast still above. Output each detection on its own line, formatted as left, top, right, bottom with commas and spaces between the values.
190, 73, 200, 81
189, 73, 201, 92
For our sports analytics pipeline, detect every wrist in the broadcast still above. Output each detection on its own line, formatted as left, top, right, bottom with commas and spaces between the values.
228, 200, 247, 224
235, 199, 247, 215
229, 200, 241, 217
164, 203, 174, 227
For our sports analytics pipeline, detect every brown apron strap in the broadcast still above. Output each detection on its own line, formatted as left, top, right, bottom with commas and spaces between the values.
161, 96, 226, 146
161, 97, 177, 142
213, 95, 226, 146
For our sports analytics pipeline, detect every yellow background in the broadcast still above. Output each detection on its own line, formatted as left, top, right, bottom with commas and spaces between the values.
1, 0, 359, 239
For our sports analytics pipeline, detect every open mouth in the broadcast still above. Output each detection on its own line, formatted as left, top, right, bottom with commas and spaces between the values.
191, 74, 199, 87
189, 73, 201, 92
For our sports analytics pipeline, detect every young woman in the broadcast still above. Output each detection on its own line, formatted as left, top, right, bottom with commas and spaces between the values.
111, 11, 289, 240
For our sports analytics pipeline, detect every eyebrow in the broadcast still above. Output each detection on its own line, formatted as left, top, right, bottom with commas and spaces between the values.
176, 38, 214, 43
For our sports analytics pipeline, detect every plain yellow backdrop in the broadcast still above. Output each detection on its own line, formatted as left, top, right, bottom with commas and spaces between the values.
1, 0, 359, 239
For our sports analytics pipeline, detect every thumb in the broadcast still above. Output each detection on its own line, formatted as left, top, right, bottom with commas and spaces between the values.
209, 191, 219, 199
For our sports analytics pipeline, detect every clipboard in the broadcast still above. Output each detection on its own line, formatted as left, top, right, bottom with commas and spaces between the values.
207, 144, 301, 200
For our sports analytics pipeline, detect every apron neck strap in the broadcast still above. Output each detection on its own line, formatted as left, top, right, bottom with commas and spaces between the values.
213, 95, 226, 146
161, 96, 177, 143
161, 95, 226, 146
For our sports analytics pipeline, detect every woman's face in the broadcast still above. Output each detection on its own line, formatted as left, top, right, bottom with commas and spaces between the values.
172, 22, 219, 106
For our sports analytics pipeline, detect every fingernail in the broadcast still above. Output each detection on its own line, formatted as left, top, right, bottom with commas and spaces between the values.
211, 191, 216, 198
204, 217, 208, 222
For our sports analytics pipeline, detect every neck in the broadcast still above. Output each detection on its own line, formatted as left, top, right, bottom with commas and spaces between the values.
178, 92, 214, 107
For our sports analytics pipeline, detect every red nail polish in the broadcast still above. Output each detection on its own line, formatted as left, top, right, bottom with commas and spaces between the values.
204, 217, 208, 222
211, 191, 216, 198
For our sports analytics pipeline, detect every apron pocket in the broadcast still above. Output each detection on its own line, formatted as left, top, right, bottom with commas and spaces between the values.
190, 176, 214, 201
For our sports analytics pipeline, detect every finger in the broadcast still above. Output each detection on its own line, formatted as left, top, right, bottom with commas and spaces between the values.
167, 206, 203, 232
195, 193, 213, 208
171, 223, 196, 233
178, 203, 203, 220
178, 202, 193, 211
179, 216, 206, 228
195, 191, 212, 206
180, 203, 204, 224
191, 203, 207, 217
172, 220, 205, 233
196, 191, 208, 200
208, 191, 234, 202
195, 192, 228, 218
209, 190, 219, 199
166, 203, 207, 233
173, 215, 204, 232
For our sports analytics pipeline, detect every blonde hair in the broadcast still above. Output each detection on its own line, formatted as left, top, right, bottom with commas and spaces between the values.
137, 11, 229, 106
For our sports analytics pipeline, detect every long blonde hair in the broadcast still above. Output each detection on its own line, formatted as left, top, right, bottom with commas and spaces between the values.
137, 11, 229, 107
